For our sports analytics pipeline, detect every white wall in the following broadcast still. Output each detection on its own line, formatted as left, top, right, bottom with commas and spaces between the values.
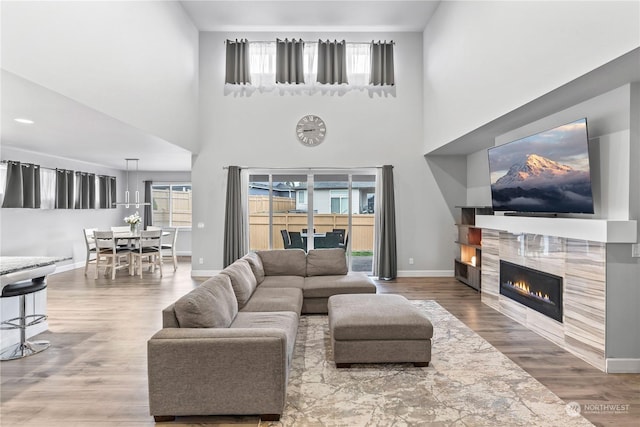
423, 0, 640, 152
193, 31, 452, 275
1, 0, 199, 151
0, 147, 128, 269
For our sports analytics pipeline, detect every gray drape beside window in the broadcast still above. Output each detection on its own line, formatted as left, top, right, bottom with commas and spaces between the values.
74, 172, 95, 209
55, 168, 74, 209
376, 165, 397, 279
144, 180, 153, 229
223, 166, 246, 267
370, 41, 395, 86
317, 40, 348, 84
276, 38, 305, 84
110, 177, 116, 209
98, 175, 116, 209
225, 39, 251, 84
1, 161, 41, 208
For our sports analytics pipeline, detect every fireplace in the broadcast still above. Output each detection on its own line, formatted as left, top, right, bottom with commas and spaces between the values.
499, 260, 563, 322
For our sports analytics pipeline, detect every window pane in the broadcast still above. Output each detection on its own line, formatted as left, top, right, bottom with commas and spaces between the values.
171, 184, 192, 227
351, 174, 376, 274
152, 186, 170, 227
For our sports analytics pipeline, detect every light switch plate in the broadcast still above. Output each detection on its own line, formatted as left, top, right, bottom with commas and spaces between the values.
632, 243, 640, 258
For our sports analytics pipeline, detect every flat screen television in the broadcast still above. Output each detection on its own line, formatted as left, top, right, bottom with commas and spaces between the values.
488, 118, 594, 214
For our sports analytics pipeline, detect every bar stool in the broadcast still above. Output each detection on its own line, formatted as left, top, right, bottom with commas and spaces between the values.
0, 277, 50, 361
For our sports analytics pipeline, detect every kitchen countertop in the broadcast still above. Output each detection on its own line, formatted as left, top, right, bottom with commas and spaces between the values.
0, 256, 70, 276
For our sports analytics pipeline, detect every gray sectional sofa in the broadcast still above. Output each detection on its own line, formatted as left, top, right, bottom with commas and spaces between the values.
147, 248, 376, 422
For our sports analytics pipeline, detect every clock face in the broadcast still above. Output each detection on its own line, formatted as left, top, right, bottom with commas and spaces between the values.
296, 115, 326, 147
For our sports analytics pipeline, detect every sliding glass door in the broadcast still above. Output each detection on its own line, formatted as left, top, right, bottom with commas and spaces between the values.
247, 169, 376, 273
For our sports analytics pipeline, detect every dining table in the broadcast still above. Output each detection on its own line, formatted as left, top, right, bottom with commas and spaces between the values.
110, 231, 169, 275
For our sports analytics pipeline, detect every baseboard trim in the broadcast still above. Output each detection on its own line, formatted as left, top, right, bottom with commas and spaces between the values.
397, 270, 454, 278
191, 270, 221, 277
606, 358, 640, 373
52, 261, 84, 274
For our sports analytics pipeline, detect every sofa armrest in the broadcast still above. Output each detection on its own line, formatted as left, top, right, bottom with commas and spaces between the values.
161, 303, 179, 327
148, 327, 288, 418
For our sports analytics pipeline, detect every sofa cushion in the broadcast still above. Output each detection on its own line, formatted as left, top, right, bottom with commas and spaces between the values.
306, 248, 348, 276
243, 251, 265, 284
240, 287, 303, 315
304, 272, 377, 298
258, 249, 306, 277
173, 275, 238, 328
259, 275, 305, 290
231, 311, 299, 367
220, 259, 258, 309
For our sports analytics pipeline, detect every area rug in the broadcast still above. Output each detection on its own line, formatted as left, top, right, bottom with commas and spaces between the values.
265, 300, 593, 427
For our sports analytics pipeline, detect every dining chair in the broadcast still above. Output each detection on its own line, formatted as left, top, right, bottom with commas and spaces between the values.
288, 232, 305, 250
160, 228, 179, 271
280, 229, 291, 248
315, 233, 341, 248
110, 225, 132, 248
82, 228, 97, 276
332, 229, 346, 244
93, 231, 131, 279
302, 228, 316, 234
131, 230, 163, 277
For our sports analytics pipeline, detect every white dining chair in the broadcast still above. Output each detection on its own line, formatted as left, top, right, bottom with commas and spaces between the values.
131, 230, 163, 277
161, 228, 179, 271
147, 226, 178, 271
93, 231, 131, 279
83, 228, 97, 276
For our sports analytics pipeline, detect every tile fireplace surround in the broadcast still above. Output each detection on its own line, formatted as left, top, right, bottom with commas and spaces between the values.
477, 215, 638, 373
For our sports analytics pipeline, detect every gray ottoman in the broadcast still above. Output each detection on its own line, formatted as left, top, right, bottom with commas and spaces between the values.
328, 294, 433, 368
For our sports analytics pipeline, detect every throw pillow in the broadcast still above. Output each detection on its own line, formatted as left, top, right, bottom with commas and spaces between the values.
220, 259, 258, 308
306, 248, 348, 276
174, 275, 238, 328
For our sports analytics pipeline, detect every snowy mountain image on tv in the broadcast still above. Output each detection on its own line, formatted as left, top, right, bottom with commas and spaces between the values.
488, 118, 594, 213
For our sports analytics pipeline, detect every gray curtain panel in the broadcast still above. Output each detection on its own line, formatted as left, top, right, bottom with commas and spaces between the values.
88, 173, 96, 209
55, 168, 74, 209
144, 180, 153, 229
377, 165, 397, 279
276, 38, 305, 84
317, 39, 348, 84
2, 161, 41, 208
225, 39, 251, 84
75, 172, 91, 209
98, 175, 116, 209
223, 166, 246, 267
370, 41, 395, 86
109, 176, 117, 209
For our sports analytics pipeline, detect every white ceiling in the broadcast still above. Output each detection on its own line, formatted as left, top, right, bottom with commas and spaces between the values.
1, 1, 440, 172
180, 0, 441, 32
1, 71, 192, 171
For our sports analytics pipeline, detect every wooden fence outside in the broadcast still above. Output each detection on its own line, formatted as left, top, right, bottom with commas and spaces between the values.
249, 195, 296, 214
249, 213, 374, 251
152, 189, 192, 227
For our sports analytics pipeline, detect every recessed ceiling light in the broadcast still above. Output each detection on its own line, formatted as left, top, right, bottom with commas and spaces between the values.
14, 118, 35, 124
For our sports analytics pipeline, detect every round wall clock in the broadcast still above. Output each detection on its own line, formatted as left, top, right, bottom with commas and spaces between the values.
296, 115, 326, 147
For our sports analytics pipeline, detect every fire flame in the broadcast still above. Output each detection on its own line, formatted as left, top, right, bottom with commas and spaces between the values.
505, 280, 551, 302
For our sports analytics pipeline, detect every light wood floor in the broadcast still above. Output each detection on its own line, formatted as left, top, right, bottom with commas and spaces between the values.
1, 260, 638, 426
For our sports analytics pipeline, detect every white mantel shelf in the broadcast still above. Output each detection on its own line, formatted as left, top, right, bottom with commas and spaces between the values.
476, 215, 637, 243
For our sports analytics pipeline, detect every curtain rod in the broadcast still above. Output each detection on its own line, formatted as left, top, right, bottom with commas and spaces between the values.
222, 166, 387, 170
0, 160, 114, 176
224, 40, 395, 45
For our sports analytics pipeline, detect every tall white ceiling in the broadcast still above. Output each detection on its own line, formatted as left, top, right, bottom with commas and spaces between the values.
180, 0, 441, 32
1, 1, 440, 172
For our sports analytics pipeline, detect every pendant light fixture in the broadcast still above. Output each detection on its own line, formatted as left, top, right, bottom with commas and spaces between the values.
114, 158, 150, 208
